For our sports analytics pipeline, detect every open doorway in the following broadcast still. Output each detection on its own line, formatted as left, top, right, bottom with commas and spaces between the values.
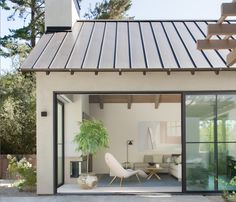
56, 93, 182, 194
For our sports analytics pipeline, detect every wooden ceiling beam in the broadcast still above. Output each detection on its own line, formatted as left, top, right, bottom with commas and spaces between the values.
227, 48, 236, 66
197, 39, 236, 50
208, 24, 236, 37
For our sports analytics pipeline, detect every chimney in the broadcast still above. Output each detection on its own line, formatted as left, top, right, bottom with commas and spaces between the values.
45, 0, 80, 32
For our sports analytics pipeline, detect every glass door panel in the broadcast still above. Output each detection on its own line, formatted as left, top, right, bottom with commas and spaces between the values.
217, 95, 236, 191
185, 93, 236, 192
185, 95, 217, 191
186, 95, 215, 142
57, 101, 64, 187
186, 143, 215, 191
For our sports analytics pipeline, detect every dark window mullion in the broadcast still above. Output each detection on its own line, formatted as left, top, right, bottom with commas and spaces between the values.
214, 95, 218, 191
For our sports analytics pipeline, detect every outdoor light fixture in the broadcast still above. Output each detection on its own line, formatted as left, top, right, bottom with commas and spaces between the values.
41, 111, 47, 117
123, 140, 133, 169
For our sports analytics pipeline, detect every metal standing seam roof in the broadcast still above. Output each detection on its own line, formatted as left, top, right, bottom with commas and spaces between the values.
21, 20, 236, 73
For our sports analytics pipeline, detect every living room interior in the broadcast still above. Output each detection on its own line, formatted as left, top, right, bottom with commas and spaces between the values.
57, 93, 182, 193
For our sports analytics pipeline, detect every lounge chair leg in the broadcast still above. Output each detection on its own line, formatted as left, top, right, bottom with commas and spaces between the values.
120, 178, 123, 187
109, 176, 117, 185
136, 174, 141, 183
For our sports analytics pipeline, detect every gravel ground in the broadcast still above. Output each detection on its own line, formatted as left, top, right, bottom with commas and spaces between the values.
0, 179, 36, 197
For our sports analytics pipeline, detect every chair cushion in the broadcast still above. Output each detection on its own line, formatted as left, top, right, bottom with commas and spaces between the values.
153, 154, 163, 163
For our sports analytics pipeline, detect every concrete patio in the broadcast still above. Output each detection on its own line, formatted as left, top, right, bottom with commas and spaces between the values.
0, 195, 224, 202
0, 179, 224, 202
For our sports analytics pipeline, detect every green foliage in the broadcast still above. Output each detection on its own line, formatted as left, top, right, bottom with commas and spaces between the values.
7, 154, 36, 191
74, 120, 109, 156
221, 167, 236, 202
74, 119, 109, 173
85, 0, 132, 19
0, 71, 36, 154
0, 0, 45, 62
0, 0, 10, 10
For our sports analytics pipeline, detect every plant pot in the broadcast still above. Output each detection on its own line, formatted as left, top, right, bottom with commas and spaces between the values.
77, 173, 98, 189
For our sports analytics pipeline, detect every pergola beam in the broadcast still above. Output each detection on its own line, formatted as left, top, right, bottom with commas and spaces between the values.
208, 24, 236, 37
221, 3, 236, 18
227, 48, 236, 66
197, 1, 236, 66
197, 39, 236, 50
217, 16, 226, 24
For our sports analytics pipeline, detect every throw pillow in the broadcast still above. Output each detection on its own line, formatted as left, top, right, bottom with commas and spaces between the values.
163, 154, 171, 163
175, 155, 182, 164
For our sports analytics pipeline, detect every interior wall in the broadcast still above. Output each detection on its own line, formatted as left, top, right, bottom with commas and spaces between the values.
89, 102, 181, 174
64, 94, 89, 183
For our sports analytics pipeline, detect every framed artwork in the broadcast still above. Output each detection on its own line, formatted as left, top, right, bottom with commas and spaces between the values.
138, 121, 181, 151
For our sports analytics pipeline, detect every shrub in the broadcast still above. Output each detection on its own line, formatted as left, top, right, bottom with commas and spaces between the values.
222, 166, 236, 202
7, 155, 36, 191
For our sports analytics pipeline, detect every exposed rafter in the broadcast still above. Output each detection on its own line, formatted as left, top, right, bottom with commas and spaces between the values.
127, 96, 132, 109
99, 95, 104, 109
154, 95, 160, 109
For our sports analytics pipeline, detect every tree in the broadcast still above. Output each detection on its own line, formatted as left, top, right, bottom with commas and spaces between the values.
85, 0, 132, 19
0, 0, 130, 154
0, 71, 36, 154
0, 0, 45, 63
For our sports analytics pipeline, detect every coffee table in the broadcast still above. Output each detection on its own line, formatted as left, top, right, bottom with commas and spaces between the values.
146, 167, 162, 180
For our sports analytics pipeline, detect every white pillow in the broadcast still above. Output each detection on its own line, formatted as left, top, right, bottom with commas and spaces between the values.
175, 155, 181, 164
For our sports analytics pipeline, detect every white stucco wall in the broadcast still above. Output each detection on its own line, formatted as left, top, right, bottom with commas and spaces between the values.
63, 95, 89, 184
64, 95, 82, 158
36, 71, 236, 194
45, 0, 79, 28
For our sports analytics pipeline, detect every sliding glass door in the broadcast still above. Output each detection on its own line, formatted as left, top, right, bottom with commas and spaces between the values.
185, 93, 236, 192
57, 100, 64, 187
217, 95, 236, 190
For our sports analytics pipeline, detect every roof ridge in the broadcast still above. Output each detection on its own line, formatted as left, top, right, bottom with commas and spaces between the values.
76, 19, 236, 23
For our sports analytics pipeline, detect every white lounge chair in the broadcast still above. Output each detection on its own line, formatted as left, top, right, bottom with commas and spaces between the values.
104, 152, 147, 186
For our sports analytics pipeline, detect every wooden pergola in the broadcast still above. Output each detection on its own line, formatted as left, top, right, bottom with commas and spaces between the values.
197, 0, 236, 66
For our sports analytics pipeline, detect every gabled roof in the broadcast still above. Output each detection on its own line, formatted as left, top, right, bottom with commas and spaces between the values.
21, 20, 236, 73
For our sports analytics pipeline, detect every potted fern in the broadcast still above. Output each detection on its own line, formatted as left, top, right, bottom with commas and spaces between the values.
74, 119, 109, 189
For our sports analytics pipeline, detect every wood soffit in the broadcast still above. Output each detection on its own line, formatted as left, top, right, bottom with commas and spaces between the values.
89, 94, 181, 109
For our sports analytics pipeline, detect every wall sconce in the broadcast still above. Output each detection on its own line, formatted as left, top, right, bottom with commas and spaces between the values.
41, 111, 47, 117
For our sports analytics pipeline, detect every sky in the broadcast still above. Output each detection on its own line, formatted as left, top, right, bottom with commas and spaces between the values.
0, 0, 234, 73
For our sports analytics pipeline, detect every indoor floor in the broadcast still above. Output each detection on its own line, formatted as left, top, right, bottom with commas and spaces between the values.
57, 174, 182, 194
